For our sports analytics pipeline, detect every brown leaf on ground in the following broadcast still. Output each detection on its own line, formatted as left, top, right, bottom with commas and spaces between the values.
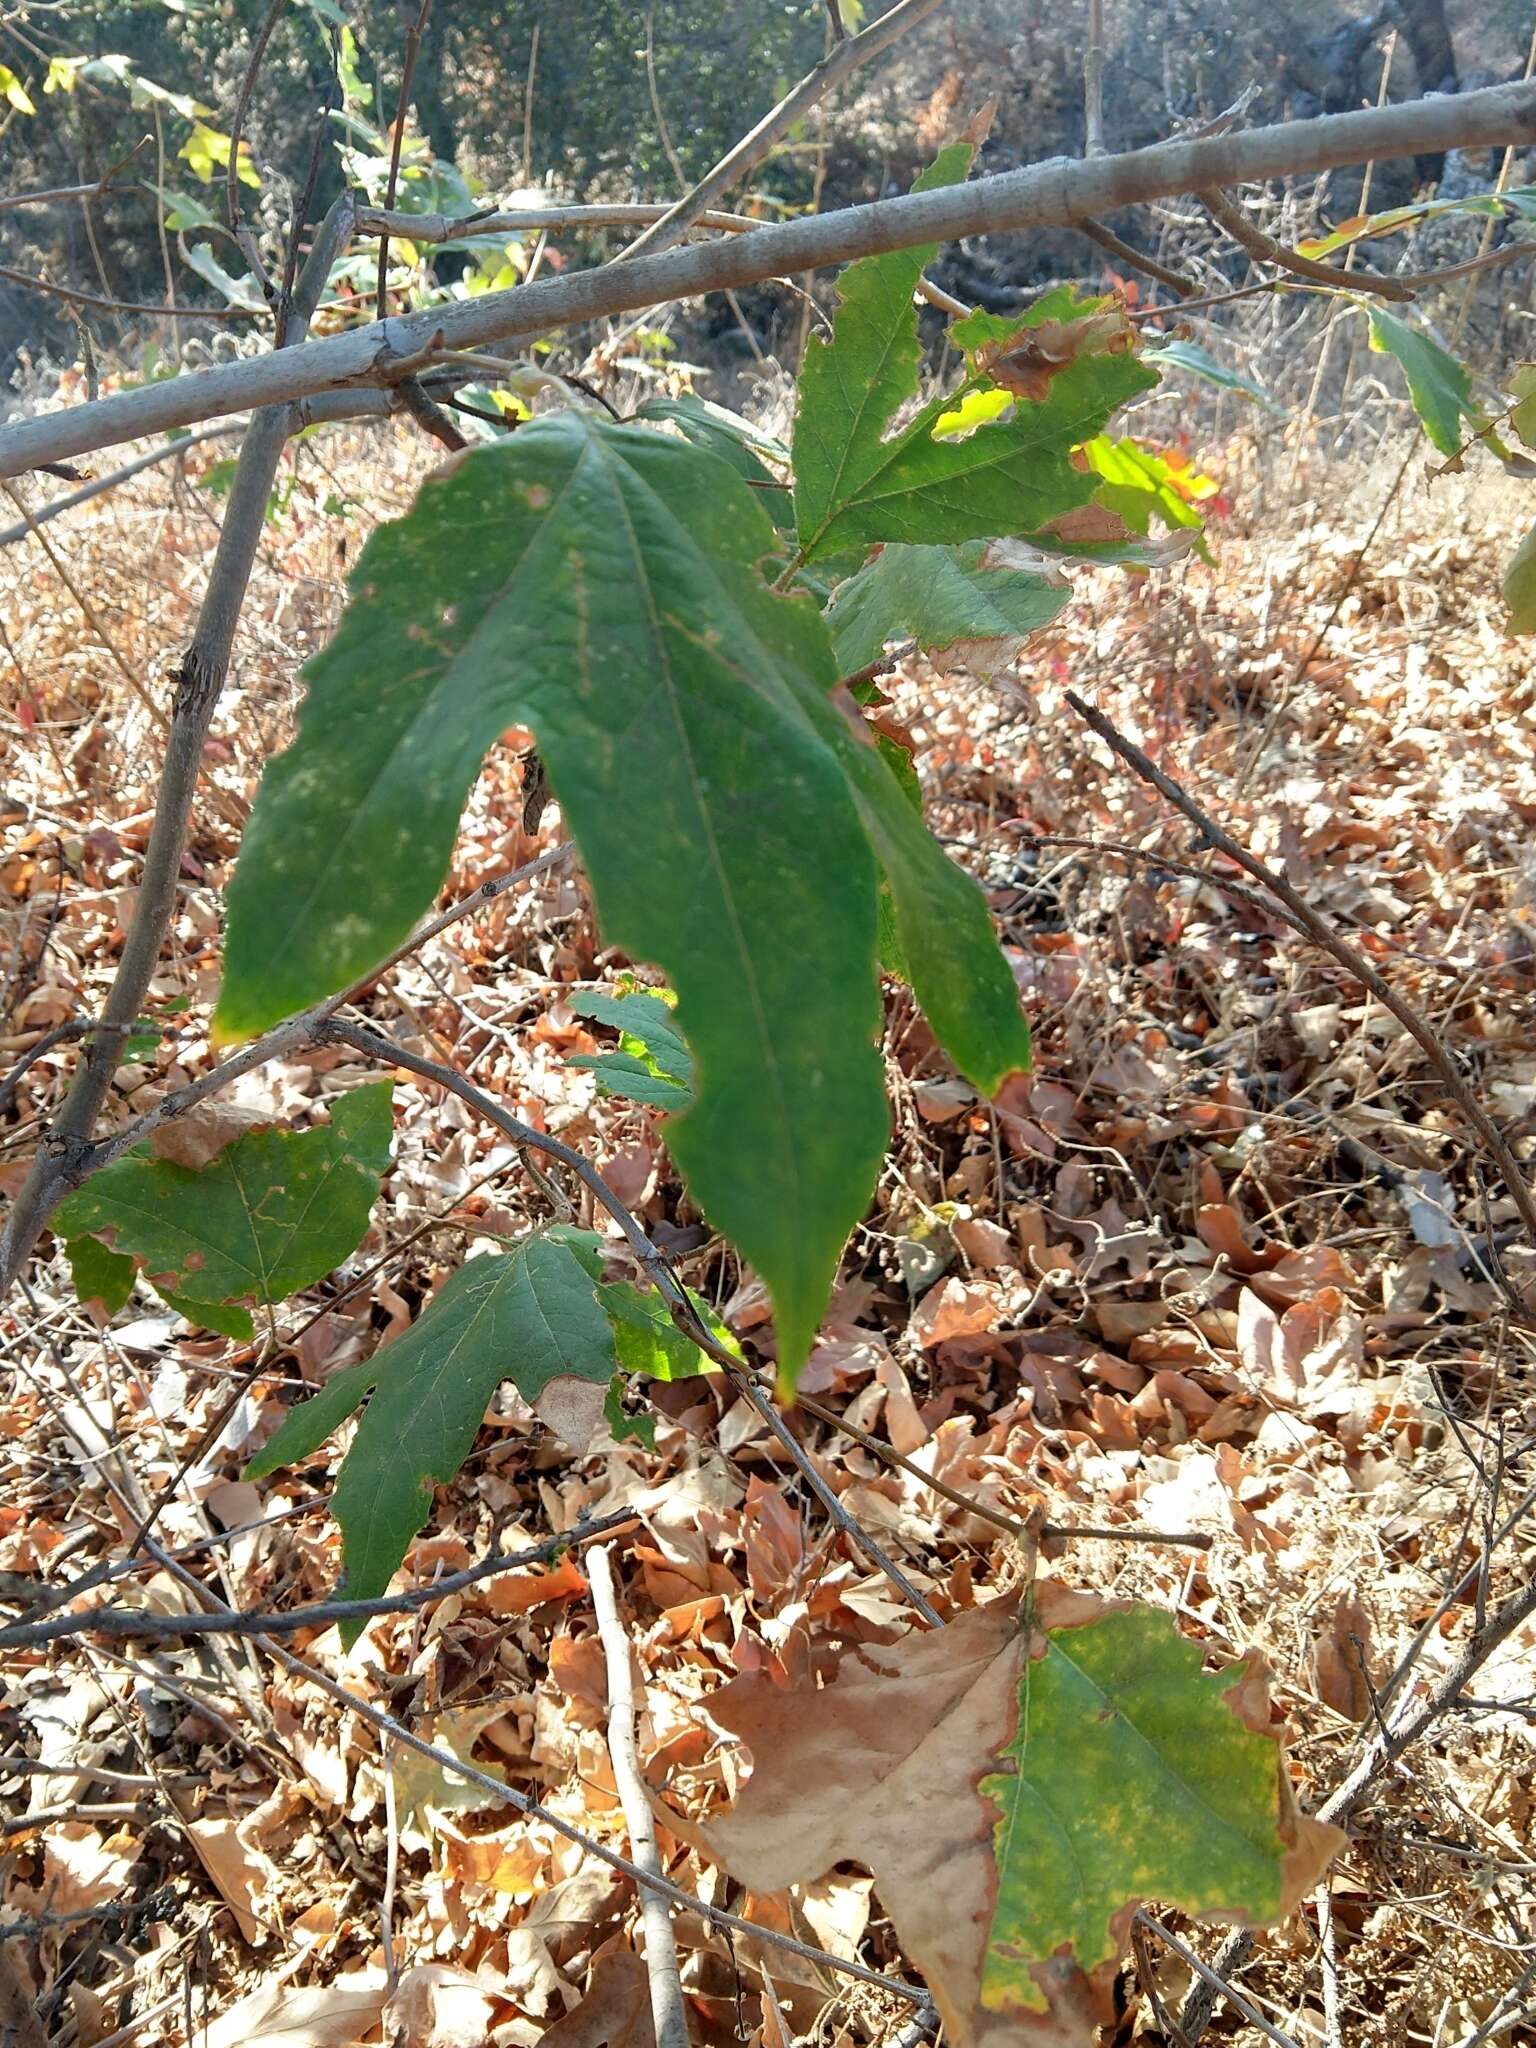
193, 1972, 387, 2048
540, 1949, 655, 2048
697, 1600, 1030, 2046
1313, 1593, 1377, 1722
910, 1277, 1009, 1348
382, 1963, 499, 2047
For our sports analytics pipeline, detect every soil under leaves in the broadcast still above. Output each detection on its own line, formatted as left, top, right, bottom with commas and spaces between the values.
2, 414, 1534, 2048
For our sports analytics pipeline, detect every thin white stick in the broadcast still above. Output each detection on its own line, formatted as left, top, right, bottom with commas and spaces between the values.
587, 1542, 690, 2048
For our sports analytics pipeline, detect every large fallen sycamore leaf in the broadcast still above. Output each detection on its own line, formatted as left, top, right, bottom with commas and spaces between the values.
699, 1588, 1339, 2047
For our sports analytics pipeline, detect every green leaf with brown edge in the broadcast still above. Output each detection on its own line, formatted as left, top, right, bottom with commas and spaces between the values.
246, 1230, 620, 1636
53, 1083, 392, 1321
981, 1604, 1329, 2019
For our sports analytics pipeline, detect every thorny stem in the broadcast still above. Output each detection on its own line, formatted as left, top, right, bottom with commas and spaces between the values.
0, 195, 355, 1302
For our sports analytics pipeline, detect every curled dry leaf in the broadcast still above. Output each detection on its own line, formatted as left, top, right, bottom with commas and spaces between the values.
974, 306, 1138, 402
193, 1972, 387, 2048
382, 1963, 499, 2048
697, 1590, 1339, 2047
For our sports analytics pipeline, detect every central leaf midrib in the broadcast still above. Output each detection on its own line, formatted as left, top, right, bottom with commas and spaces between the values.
590, 431, 813, 1267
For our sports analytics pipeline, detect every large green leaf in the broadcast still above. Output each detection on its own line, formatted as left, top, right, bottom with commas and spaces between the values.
826, 539, 1069, 677
794, 181, 1157, 561
216, 413, 1030, 1379
246, 1231, 619, 1626
1365, 304, 1481, 457
216, 414, 890, 1376
981, 1606, 1295, 2016
53, 1085, 392, 1333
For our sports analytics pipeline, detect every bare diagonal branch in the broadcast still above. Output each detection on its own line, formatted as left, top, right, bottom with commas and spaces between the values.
5, 81, 1533, 478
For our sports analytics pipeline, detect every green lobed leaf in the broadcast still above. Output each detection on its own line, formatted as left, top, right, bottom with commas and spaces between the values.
826, 539, 1069, 678
215, 414, 896, 1378
568, 988, 695, 1110
1503, 522, 1536, 632
247, 1231, 620, 1629
793, 140, 976, 562
1365, 304, 1482, 457
981, 1607, 1293, 2015
54, 1084, 392, 1318
795, 206, 1157, 561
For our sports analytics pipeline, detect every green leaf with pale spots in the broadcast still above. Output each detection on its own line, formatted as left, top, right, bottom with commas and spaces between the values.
981, 1606, 1302, 2017
246, 1230, 618, 1636
216, 411, 1031, 1379
216, 415, 887, 1376
53, 1084, 392, 1321
826, 539, 1069, 677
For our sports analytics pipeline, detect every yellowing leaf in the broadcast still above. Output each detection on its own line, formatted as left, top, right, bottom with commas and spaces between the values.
0, 64, 36, 114
698, 1589, 1338, 2047
179, 120, 260, 187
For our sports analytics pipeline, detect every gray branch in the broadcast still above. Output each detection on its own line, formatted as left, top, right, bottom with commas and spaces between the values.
4, 82, 1533, 477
